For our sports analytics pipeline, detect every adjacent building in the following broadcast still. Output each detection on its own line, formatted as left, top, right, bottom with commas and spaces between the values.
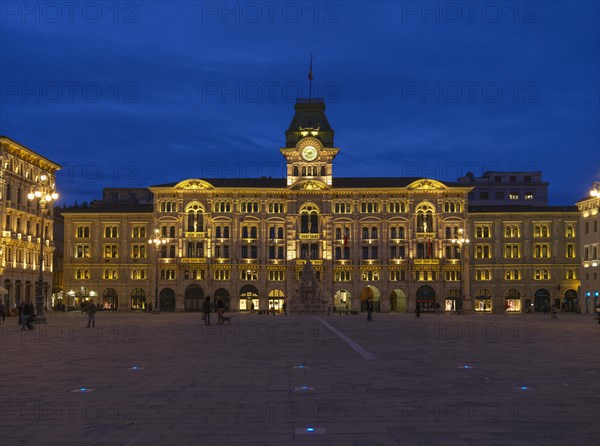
458, 171, 548, 206
576, 184, 600, 313
0, 136, 61, 311
60, 98, 583, 314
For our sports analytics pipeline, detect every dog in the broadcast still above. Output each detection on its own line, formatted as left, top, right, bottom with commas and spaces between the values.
219, 315, 233, 325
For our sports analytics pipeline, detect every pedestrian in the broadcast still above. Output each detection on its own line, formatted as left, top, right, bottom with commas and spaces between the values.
503, 301, 509, 318
327, 305, 331, 316
202, 296, 212, 326
17, 302, 28, 330
216, 299, 225, 325
282, 302, 287, 315
415, 303, 421, 319
435, 302, 441, 315
551, 305, 558, 319
366, 298, 374, 321
148, 302, 153, 313
86, 301, 97, 328
0, 301, 5, 323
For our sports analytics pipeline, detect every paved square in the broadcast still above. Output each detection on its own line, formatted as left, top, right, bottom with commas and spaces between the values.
1, 312, 598, 445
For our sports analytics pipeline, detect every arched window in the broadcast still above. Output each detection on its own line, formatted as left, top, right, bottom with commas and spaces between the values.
371, 227, 378, 239
223, 226, 230, 238
250, 227, 257, 239
416, 203, 435, 232
169, 226, 176, 238
187, 208, 204, 232
242, 226, 249, 238
293, 166, 299, 176
320, 166, 326, 176
390, 227, 397, 239
215, 226, 222, 238
277, 227, 284, 239
300, 205, 319, 234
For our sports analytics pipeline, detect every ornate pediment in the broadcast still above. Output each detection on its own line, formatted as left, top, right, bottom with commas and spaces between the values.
406, 179, 447, 190
173, 179, 214, 190
291, 180, 328, 191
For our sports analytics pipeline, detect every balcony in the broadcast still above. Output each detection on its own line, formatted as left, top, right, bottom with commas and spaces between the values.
299, 233, 319, 240
361, 259, 381, 265
296, 259, 323, 265
413, 259, 440, 265
180, 258, 207, 264
334, 259, 352, 265
184, 231, 206, 238
240, 258, 259, 265
416, 232, 436, 239
388, 258, 407, 265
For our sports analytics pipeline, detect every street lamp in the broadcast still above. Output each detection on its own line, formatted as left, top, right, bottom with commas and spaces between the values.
148, 228, 166, 313
27, 173, 59, 324
452, 228, 470, 315
590, 181, 600, 197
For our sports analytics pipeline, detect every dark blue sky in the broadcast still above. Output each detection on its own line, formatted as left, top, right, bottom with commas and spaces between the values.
1, 1, 598, 205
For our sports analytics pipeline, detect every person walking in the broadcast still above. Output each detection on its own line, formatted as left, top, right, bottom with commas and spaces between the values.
366, 297, 374, 321
551, 304, 558, 319
435, 302, 441, 315
86, 301, 97, 328
282, 302, 287, 315
202, 296, 212, 326
0, 301, 5, 323
415, 303, 421, 319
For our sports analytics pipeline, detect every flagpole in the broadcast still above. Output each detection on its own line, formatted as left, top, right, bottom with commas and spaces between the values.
308, 54, 313, 101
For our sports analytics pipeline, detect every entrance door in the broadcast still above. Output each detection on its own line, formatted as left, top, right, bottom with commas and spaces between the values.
160, 288, 176, 312
534, 289, 550, 312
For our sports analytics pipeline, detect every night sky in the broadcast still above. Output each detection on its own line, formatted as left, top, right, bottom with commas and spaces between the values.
1, 1, 598, 205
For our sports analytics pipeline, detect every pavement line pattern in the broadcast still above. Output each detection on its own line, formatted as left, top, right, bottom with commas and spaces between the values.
313, 317, 377, 360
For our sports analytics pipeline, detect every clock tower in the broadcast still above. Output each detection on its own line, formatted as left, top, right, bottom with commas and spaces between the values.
280, 98, 339, 188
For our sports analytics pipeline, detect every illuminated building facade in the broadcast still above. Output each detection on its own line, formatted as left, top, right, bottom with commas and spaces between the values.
576, 184, 600, 313
0, 136, 61, 311
61, 99, 581, 313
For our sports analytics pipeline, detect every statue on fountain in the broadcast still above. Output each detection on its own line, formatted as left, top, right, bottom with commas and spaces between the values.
291, 260, 327, 313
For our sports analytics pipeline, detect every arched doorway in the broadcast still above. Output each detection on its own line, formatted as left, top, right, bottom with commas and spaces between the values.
390, 289, 406, 312
160, 288, 176, 312
563, 289, 578, 312
445, 289, 460, 312
416, 285, 436, 312
475, 289, 492, 313
102, 288, 118, 310
268, 289, 285, 314
185, 284, 204, 311
361, 285, 380, 312
131, 288, 146, 311
239, 284, 259, 312
504, 288, 521, 313
214, 288, 231, 311
334, 289, 351, 313
534, 288, 550, 312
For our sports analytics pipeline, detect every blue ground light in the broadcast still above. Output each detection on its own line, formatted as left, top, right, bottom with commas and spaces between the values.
306, 428, 315, 432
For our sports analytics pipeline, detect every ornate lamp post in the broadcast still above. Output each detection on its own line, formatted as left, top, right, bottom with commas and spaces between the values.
148, 228, 166, 314
590, 181, 600, 197
27, 173, 59, 323
452, 228, 470, 315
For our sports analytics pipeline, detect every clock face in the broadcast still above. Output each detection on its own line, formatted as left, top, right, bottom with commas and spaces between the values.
302, 145, 317, 161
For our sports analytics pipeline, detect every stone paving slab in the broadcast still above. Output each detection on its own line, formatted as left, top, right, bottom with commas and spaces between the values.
0, 312, 598, 445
